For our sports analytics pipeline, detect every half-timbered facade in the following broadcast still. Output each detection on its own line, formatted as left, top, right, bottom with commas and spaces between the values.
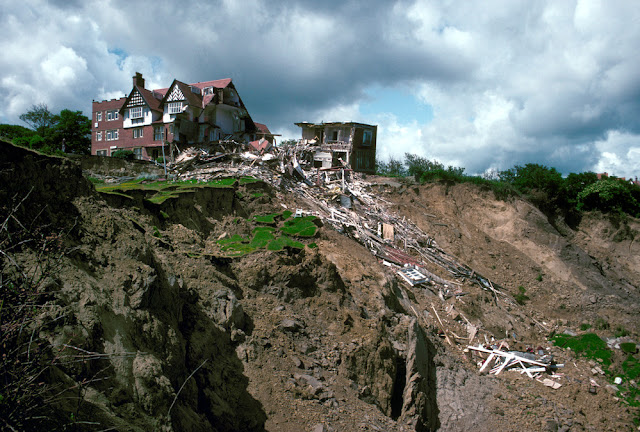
91, 72, 259, 160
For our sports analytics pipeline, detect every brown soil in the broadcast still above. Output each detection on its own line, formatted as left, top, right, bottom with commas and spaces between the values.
2, 141, 638, 431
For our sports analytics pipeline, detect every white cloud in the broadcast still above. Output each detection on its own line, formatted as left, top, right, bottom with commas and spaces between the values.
1, 0, 639, 177
593, 131, 640, 178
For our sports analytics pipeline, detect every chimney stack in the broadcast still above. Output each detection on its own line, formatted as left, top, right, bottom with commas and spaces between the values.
133, 72, 145, 88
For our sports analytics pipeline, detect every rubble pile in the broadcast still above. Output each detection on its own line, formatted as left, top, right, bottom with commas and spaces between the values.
164, 142, 548, 355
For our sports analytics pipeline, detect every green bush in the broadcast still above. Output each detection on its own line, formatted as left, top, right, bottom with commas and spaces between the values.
595, 317, 610, 330
514, 285, 529, 305
111, 149, 135, 160
615, 326, 630, 338
577, 179, 640, 216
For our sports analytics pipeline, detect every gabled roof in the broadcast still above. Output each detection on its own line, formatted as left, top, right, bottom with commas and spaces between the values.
255, 122, 271, 134
160, 79, 204, 110
119, 85, 162, 114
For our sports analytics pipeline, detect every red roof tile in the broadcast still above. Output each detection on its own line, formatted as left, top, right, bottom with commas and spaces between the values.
249, 138, 272, 153
255, 122, 271, 134
189, 78, 232, 90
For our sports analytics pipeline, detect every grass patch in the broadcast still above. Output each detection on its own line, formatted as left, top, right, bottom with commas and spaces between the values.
267, 235, 304, 251
580, 323, 592, 331
621, 343, 637, 354
595, 317, 610, 330
514, 285, 529, 305
618, 355, 640, 410
239, 176, 260, 184
281, 216, 318, 237
95, 177, 239, 197
216, 212, 318, 256
551, 332, 612, 366
254, 213, 280, 224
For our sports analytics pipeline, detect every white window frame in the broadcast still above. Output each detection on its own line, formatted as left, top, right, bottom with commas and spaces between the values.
168, 102, 183, 114
96, 112, 102, 122
133, 127, 143, 139
154, 126, 164, 141
96, 150, 107, 156
107, 110, 119, 121
96, 131, 102, 141
133, 147, 143, 160
106, 129, 119, 141
130, 107, 143, 119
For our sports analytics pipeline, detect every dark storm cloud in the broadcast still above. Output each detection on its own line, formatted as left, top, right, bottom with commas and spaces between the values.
2, 0, 640, 176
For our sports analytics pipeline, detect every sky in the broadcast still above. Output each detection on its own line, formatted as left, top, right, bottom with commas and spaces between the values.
1, 0, 639, 178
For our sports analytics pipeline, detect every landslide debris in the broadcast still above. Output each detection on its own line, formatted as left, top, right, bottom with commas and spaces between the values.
2, 141, 639, 431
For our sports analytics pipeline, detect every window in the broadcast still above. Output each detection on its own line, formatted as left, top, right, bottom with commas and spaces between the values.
362, 130, 372, 147
130, 107, 143, 119
169, 124, 175, 135
107, 110, 119, 121
154, 126, 165, 141
96, 150, 107, 156
199, 125, 206, 141
203, 87, 214, 95
106, 129, 119, 141
331, 130, 339, 141
133, 148, 142, 160
96, 131, 102, 141
209, 129, 218, 141
96, 112, 102, 122
133, 127, 143, 139
168, 102, 183, 114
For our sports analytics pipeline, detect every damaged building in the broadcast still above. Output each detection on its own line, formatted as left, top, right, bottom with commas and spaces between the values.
92, 72, 268, 160
295, 121, 377, 174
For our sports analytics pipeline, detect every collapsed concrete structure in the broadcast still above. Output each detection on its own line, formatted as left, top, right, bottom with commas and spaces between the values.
295, 121, 377, 174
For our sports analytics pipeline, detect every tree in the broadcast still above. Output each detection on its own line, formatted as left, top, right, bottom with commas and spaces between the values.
404, 153, 443, 181
562, 172, 599, 206
0, 124, 36, 141
376, 156, 406, 177
19, 103, 56, 136
50, 109, 91, 154
577, 179, 640, 216
498, 163, 563, 195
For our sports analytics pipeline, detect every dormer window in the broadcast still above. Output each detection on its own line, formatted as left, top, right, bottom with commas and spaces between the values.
168, 102, 183, 114
130, 107, 143, 119
203, 87, 214, 95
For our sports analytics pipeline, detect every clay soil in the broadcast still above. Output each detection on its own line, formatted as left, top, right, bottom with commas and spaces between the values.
2, 144, 639, 431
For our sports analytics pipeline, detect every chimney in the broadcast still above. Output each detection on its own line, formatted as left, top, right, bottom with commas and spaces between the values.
133, 72, 145, 88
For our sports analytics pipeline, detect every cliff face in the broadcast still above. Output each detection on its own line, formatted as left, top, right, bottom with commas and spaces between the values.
1, 141, 638, 431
